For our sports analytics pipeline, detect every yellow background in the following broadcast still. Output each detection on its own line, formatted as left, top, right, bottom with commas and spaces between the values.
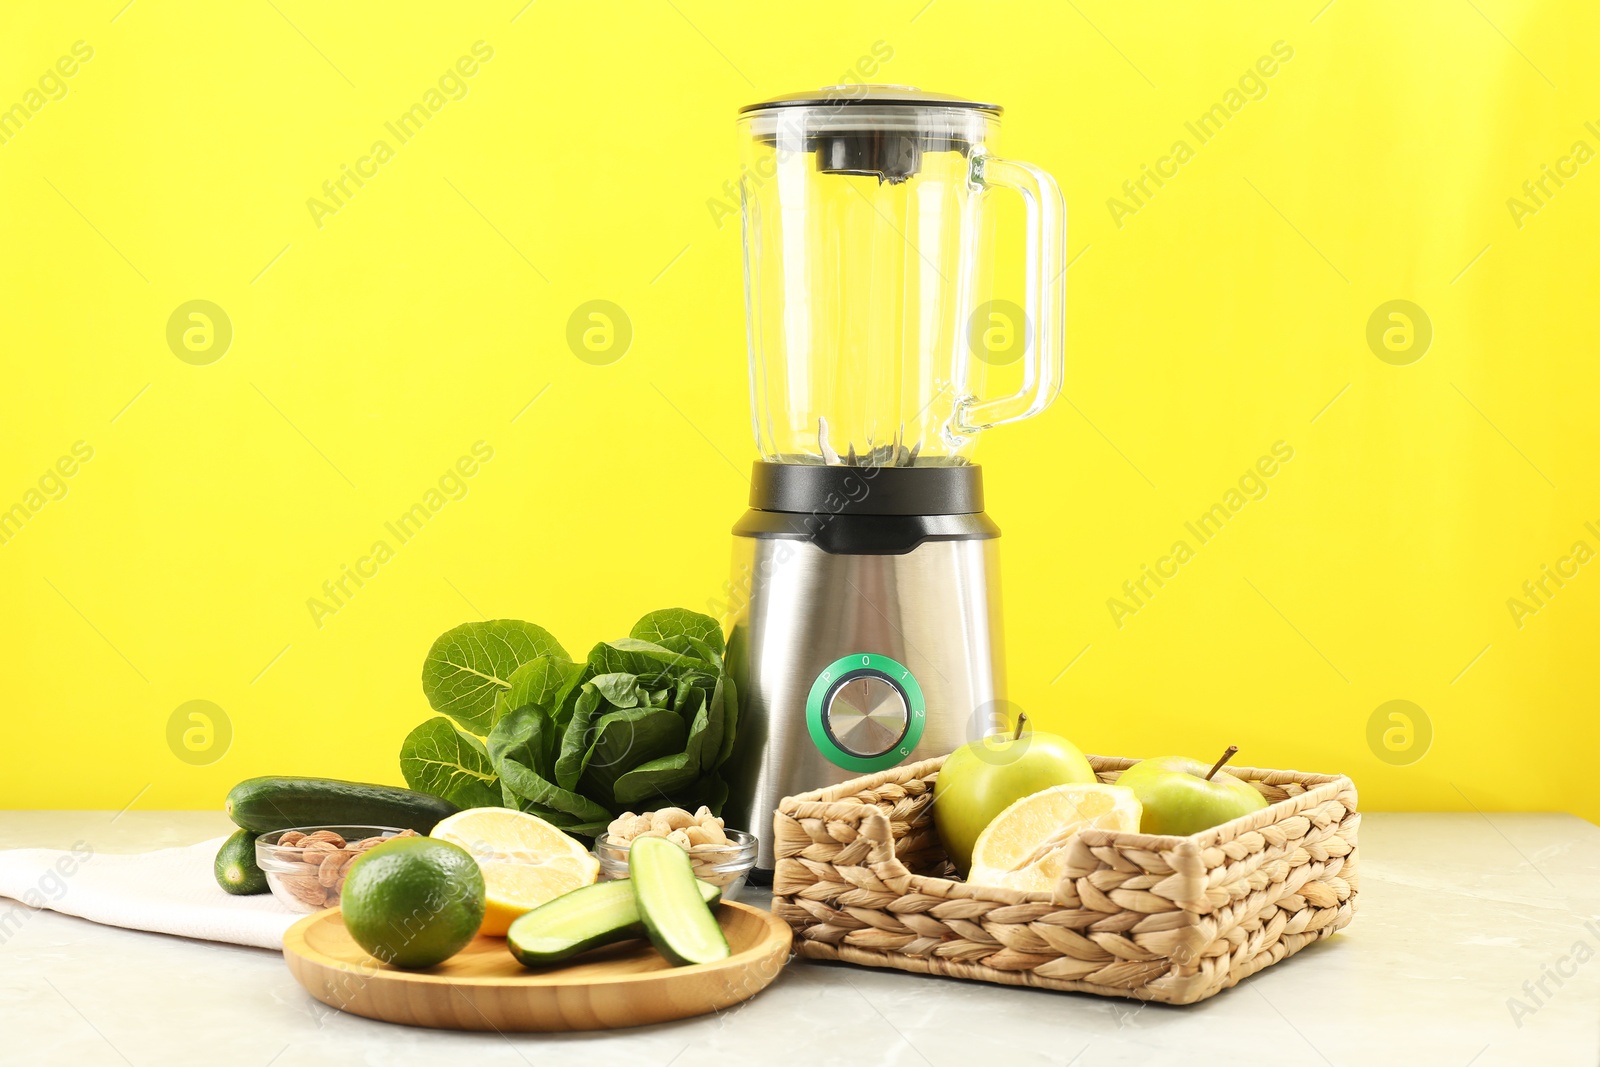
2, 1, 1595, 821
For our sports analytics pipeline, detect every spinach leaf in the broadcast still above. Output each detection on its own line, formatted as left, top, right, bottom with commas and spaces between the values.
630, 608, 725, 657
693, 675, 730, 774
613, 751, 703, 807
578, 704, 690, 807
590, 672, 647, 709
554, 683, 606, 790
587, 638, 710, 682
657, 633, 725, 666
498, 754, 612, 832
399, 716, 501, 809
421, 620, 566, 734
494, 654, 581, 729
713, 673, 739, 770
486, 700, 554, 776
489, 705, 612, 831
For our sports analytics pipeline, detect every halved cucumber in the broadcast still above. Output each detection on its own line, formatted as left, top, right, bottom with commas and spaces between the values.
507, 877, 720, 967
631, 836, 731, 966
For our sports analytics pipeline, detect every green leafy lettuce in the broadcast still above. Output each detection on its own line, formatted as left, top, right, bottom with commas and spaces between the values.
399, 609, 737, 836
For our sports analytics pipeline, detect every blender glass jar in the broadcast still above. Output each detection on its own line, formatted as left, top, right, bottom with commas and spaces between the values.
739, 86, 1064, 467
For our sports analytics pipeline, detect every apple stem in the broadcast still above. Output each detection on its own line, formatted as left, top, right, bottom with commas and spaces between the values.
1013, 712, 1028, 741
1203, 745, 1240, 781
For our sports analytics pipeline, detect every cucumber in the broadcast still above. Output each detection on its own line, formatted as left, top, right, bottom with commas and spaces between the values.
225, 776, 458, 834
631, 836, 731, 966
507, 877, 721, 967
214, 828, 268, 895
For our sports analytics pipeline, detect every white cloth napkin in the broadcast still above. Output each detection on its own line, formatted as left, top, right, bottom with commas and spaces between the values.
0, 836, 299, 949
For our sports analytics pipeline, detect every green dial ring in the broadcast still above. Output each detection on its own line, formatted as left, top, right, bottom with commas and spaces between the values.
805, 653, 926, 773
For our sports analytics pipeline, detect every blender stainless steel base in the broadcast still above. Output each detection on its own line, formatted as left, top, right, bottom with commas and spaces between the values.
723, 463, 1006, 874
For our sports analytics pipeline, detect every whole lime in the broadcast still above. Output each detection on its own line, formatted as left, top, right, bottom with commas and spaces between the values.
340, 836, 485, 968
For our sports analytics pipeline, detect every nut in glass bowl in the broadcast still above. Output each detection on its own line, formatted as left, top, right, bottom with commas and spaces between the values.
256, 825, 416, 912
595, 807, 758, 900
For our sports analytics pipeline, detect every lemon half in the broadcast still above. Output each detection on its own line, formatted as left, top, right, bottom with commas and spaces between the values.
431, 807, 599, 936
966, 784, 1141, 893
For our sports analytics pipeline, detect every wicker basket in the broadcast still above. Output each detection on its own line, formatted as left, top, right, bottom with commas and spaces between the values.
772, 754, 1359, 1005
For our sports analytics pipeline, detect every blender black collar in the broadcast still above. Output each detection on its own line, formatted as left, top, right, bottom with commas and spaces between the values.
747, 461, 984, 517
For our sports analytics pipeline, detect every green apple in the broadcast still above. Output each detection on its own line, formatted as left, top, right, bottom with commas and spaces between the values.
1116, 746, 1267, 836
933, 715, 1096, 876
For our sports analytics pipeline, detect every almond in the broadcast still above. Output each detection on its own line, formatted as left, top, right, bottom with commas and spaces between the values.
302, 830, 346, 847
280, 875, 328, 908
300, 840, 339, 860
317, 852, 345, 887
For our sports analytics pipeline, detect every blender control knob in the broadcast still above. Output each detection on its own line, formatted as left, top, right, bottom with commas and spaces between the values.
823, 675, 909, 758
806, 653, 927, 772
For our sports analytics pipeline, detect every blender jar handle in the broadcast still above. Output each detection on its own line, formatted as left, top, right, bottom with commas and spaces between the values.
956, 155, 1066, 434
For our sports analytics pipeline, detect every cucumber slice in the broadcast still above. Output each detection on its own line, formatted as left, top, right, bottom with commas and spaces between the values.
507, 878, 720, 967
631, 836, 731, 967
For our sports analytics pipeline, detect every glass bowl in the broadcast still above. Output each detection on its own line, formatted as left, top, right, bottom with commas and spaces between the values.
594, 828, 758, 901
255, 825, 414, 913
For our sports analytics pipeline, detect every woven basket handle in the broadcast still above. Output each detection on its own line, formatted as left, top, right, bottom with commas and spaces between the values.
859, 811, 915, 893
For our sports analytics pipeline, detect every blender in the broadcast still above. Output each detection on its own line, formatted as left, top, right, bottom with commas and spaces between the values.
722, 86, 1065, 876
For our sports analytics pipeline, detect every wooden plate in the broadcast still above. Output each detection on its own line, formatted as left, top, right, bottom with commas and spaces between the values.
282, 900, 792, 1031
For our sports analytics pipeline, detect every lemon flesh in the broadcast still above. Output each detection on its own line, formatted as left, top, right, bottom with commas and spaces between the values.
966, 784, 1142, 893
431, 807, 600, 936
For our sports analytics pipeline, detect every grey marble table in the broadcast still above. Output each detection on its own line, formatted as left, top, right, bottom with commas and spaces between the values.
1, 811, 1597, 1067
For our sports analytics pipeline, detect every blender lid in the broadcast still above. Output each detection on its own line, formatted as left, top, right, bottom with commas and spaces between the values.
741, 85, 997, 183
739, 84, 1001, 114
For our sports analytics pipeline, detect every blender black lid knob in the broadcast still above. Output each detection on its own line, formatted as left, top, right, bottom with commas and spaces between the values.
816, 130, 922, 183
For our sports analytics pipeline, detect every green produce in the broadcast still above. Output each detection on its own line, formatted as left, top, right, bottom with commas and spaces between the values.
225, 776, 458, 834
397, 717, 501, 811
932, 713, 1097, 877
400, 608, 738, 837
506, 877, 721, 967
629, 835, 730, 966
340, 836, 485, 969
420, 619, 566, 735
213, 828, 267, 895
1116, 746, 1268, 836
